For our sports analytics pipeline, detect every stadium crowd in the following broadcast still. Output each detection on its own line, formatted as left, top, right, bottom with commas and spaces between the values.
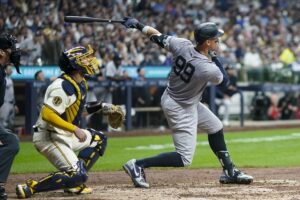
1, 0, 300, 78
2, 0, 300, 127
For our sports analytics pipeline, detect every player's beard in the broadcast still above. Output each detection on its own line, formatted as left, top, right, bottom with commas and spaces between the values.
208, 46, 219, 54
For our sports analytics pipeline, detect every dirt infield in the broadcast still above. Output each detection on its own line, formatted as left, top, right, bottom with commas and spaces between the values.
10, 123, 300, 199
6, 167, 300, 200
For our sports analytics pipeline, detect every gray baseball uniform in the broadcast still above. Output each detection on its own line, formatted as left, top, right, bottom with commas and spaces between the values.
0, 75, 15, 129
161, 36, 223, 166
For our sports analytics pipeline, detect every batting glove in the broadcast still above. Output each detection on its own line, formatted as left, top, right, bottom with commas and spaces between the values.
122, 17, 145, 31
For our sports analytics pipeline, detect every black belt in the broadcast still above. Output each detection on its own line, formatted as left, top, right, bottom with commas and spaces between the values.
33, 127, 55, 133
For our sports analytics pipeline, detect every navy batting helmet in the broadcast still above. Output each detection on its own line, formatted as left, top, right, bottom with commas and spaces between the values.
194, 22, 224, 44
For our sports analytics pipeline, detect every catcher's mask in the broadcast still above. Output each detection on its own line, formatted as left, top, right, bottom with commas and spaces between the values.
59, 45, 99, 75
0, 33, 21, 73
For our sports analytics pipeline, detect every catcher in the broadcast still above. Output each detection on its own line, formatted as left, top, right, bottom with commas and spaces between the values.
16, 45, 124, 198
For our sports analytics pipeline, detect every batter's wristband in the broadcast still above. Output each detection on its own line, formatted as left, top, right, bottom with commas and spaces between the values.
136, 22, 145, 32
142, 26, 150, 33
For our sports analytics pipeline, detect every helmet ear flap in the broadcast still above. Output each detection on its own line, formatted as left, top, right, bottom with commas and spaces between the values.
59, 52, 73, 73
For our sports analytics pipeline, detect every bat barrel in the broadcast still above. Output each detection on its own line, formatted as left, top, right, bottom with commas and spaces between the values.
64, 16, 124, 23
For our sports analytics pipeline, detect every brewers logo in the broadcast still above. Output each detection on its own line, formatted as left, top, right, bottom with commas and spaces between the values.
52, 96, 62, 106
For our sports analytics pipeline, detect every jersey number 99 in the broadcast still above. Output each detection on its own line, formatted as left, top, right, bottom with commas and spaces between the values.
174, 56, 195, 83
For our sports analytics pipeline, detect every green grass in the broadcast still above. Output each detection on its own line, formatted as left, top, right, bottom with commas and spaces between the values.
12, 128, 300, 174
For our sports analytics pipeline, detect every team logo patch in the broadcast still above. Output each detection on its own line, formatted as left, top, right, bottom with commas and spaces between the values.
52, 96, 62, 106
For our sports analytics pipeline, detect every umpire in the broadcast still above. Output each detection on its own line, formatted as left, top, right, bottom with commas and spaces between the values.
0, 33, 21, 200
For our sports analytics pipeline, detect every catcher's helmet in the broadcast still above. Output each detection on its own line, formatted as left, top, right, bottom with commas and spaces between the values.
0, 33, 21, 73
194, 22, 224, 44
59, 45, 99, 75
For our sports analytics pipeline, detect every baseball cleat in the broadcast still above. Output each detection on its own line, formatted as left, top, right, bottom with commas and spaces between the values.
64, 184, 93, 194
0, 185, 7, 200
16, 179, 37, 199
123, 159, 149, 188
219, 168, 253, 184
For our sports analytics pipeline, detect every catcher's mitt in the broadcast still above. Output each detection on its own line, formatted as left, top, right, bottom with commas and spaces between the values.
85, 101, 125, 129
104, 105, 125, 129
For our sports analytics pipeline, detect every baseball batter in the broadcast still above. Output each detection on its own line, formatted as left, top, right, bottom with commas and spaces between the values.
122, 17, 253, 188
16, 45, 120, 198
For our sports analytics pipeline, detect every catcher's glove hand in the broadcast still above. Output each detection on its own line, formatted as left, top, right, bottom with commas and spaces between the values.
102, 103, 125, 129
85, 101, 125, 129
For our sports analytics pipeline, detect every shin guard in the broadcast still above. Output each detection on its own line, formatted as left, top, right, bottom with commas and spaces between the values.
32, 160, 88, 193
78, 128, 107, 170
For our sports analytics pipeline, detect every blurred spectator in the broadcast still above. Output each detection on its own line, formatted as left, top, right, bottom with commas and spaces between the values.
106, 52, 130, 82
19, 31, 42, 65
34, 70, 48, 114
0, 66, 18, 130
277, 92, 298, 120
295, 94, 300, 119
290, 50, 300, 83
279, 46, 296, 66
243, 47, 263, 82
269, 52, 284, 71
105, 52, 131, 104
134, 67, 151, 128
267, 94, 280, 120
250, 92, 271, 121
219, 49, 236, 67
41, 28, 62, 65
218, 65, 238, 126
140, 52, 156, 66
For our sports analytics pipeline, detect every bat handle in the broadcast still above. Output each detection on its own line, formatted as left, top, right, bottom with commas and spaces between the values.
109, 19, 125, 23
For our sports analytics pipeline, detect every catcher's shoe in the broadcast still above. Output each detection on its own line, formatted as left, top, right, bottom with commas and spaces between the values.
64, 184, 93, 194
16, 179, 37, 199
0, 185, 7, 200
219, 168, 253, 184
123, 159, 149, 188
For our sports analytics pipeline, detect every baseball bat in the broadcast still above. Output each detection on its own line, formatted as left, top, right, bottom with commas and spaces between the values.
64, 16, 125, 23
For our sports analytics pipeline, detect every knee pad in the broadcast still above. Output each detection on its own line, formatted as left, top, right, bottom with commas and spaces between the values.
78, 128, 108, 170
33, 160, 88, 192
88, 128, 107, 156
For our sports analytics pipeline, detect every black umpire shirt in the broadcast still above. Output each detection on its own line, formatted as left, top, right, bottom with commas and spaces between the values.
0, 67, 6, 107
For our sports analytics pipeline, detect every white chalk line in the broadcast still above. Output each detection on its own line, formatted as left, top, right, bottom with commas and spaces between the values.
125, 133, 300, 150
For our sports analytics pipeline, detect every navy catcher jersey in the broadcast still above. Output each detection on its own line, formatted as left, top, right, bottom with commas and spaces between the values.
164, 36, 223, 105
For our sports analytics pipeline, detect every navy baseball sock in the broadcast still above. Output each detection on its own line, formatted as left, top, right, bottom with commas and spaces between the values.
208, 129, 234, 174
136, 152, 184, 168
208, 129, 227, 153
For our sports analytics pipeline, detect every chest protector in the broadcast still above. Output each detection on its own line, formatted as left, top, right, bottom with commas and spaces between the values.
60, 73, 88, 126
